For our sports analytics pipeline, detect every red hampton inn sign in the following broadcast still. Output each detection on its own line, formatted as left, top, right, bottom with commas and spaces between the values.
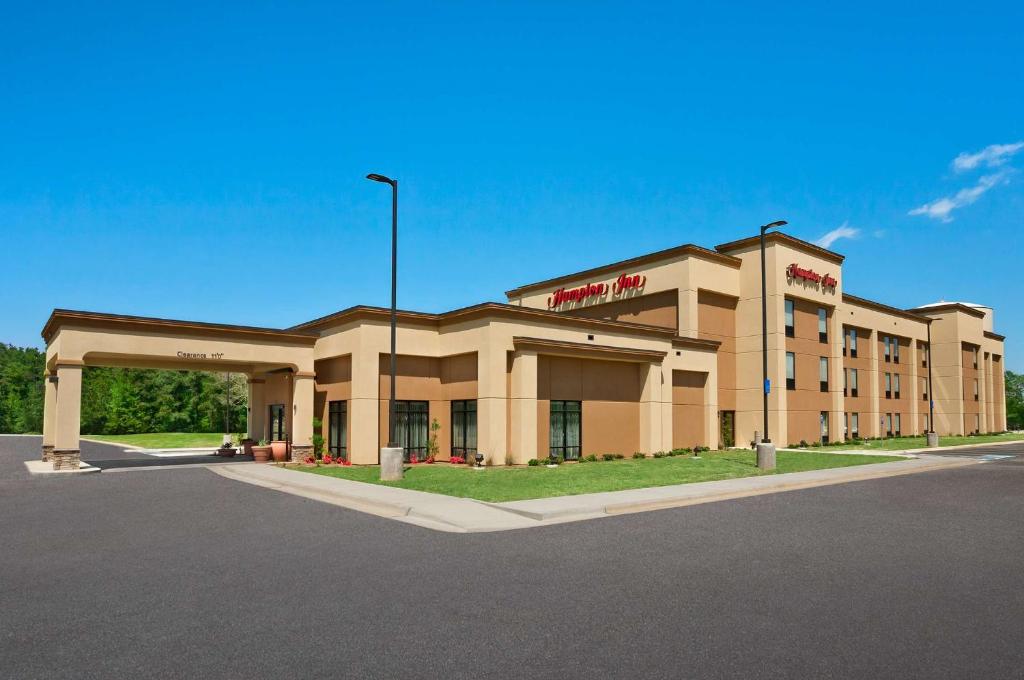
786, 263, 837, 291
548, 273, 646, 308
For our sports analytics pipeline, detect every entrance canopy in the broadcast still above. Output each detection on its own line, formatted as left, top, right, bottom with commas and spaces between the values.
40, 309, 319, 470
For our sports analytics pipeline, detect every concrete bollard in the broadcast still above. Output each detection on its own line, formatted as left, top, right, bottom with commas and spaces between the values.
756, 442, 776, 471
380, 447, 404, 481
926, 432, 939, 448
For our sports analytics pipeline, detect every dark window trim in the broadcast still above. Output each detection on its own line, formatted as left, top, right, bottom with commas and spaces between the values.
820, 381, 828, 393
395, 400, 429, 461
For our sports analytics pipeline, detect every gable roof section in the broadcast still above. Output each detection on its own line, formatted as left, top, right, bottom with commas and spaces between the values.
715, 231, 845, 265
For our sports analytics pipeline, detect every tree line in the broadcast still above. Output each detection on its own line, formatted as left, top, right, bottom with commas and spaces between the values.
2, 343, 1023, 434
0, 344, 247, 435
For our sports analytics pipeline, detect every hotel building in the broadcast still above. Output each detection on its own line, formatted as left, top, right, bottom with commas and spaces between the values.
39, 232, 1007, 470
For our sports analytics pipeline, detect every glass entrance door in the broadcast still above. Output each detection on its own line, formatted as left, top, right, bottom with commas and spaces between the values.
268, 404, 286, 441
719, 411, 735, 448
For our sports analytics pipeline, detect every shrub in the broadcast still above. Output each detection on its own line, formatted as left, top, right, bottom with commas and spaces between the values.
652, 451, 667, 458
799, 440, 809, 448
583, 454, 598, 462
811, 441, 821, 448
602, 453, 616, 461
527, 458, 539, 466
632, 452, 646, 459
669, 448, 690, 456
614, 453, 624, 459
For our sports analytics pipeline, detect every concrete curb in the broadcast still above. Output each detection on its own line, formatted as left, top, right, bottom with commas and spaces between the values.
207, 455, 985, 533
24, 460, 100, 475
779, 438, 1024, 456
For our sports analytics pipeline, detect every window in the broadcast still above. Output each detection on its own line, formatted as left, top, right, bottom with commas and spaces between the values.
973, 379, 979, 401
921, 342, 928, 368
451, 400, 478, 457
268, 403, 286, 441
843, 368, 848, 396
820, 411, 829, 444
818, 308, 828, 343
395, 401, 429, 462
894, 413, 901, 436
923, 414, 929, 432
851, 413, 859, 439
844, 412, 849, 438
973, 347, 978, 369
849, 328, 858, 358
894, 374, 901, 400
893, 338, 900, 364
819, 357, 829, 392
974, 414, 980, 433
784, 300, 795, 338
550, 401, 582, 460
885, 373, 891, 399
328, 400, 347, 460
786, 352, 796, 390
883, 336, 891, 362
886, 413, 893, 437
850, 368, 859, 397
922, 377, 928, 401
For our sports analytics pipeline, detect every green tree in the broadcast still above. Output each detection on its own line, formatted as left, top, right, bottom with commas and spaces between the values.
1006, 370, 1024, 430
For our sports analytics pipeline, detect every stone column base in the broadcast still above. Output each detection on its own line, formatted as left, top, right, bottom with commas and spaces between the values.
52, 449, 81, 471
291, 445, 313, 463
41, 444, 54, 462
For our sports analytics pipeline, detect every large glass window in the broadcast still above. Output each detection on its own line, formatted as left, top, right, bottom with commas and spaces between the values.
894, 374, 901, 399
893, 338, 900, 364
328, 400, 347, 460
885, 373, 892, 399
850, 368, 859, 397
818, 308, 828, 343
883, 336, 891, 362
784, 300, 795, 338
786, 352, 796, 390
819, 357, 829, 392
894, 413, 901, 436
820, 411, 829, 444
395, 401, 429, 462
451, 400, 478, 457
849, 328, 858, 358
550, 400, 582, 460
851, 412, 859, 438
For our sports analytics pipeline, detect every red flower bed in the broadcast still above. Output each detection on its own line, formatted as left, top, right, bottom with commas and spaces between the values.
449, 456, 466, 465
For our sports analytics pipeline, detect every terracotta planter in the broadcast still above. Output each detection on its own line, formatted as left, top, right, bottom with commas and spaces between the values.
219, 447, 237, 458
271, 440, 289, 462
241, 438, 255, 456
252, 445, 272, 463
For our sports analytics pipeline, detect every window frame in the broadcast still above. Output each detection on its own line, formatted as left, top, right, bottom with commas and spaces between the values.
450, 399, 478, 458
327, 400, 347, 460
784, 299, 795, 338
819, 356, 829, 392
549, 400, 582, 460
817, 308, 828, 343
785, 352, 796, 390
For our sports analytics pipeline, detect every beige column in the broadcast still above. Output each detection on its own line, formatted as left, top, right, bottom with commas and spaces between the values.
42, 370, 57, 461
509, 351, 538, 464
829, 310, 843, 442
638, 362, 664, 454
290, 372, 315, 462
867, 330, 881, 438
349, 348, 379, 464
247, 378, 266, 441
53, 361, 83, 471
909, 344, 920, 435
477, 339, 508, 465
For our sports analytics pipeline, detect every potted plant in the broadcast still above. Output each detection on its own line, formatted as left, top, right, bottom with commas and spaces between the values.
218, 442, 237, 458
240, 437, 255, 456
270, 439, 289, 462
252, 439, 272, 463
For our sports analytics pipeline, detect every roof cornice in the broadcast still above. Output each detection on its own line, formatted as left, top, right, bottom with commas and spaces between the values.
842, 294, 932, 324
512, 336, 667, 363
908, 302, 988, 319
42, 309, 320, 345
503, 243, 741, 299
293, 302, 680, 339
984, 330, 1006, 342
715, 231, 845, 265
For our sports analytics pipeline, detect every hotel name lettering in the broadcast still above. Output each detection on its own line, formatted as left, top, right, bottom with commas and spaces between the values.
176, 351, 225, 360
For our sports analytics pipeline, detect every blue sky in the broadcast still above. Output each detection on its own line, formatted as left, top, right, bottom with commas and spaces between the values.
2, 2, 1022, 369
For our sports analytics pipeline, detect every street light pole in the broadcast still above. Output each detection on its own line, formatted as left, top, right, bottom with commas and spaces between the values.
758, 220, 787, 470
367, 173, 404, 480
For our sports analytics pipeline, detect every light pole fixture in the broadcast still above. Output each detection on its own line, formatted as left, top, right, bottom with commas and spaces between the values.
366, 173, 399, 450
757, 220, 787, 470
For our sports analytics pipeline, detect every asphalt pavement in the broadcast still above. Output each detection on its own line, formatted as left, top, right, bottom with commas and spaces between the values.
2, 435, 1022, 679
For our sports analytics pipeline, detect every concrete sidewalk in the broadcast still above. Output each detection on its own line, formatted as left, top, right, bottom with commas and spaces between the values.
212, 455, 980, 533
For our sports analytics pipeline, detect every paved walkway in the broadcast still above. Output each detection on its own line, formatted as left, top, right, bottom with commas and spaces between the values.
213, 454, 980, 532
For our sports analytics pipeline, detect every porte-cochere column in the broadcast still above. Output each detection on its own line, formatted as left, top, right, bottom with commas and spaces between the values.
52, 360, 83, 471
41, 370, 57, 462
290, 371, 316, 462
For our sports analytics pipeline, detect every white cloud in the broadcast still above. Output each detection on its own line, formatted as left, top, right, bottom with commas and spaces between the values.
908, 171, 1010, 222
815, 223, 860, 249
952, 141, 1024, 172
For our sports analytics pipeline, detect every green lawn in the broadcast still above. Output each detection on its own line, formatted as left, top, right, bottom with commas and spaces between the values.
83, 432, 228, 449
788, 431, 1024, 452
289, 450, 904, 502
